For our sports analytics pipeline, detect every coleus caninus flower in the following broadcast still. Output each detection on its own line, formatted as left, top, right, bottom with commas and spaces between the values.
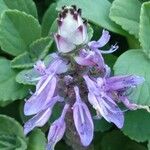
24, 5, 145, 150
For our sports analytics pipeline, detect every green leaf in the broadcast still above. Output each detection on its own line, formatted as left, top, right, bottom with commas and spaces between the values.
100, 130, 147, 150
11, 52, 34, 69
0, 58, 28, 106
29, 37, 53, 60
0, 0, 37, 18
11, 37, 53, 69
0, 115, 25, 138
0, 115, 27, 150
122, 110, 150, 142
16, 69, 39, 85
56, 0, 127, 35
0, 10, 41, 56
0, 135, 27, 150
27, 129, 46, 150
114, 50, 150, 105
41, 3, 57, 37
139, 2, 150, 57
0, 0, 37, 19
109, 0, 141, 38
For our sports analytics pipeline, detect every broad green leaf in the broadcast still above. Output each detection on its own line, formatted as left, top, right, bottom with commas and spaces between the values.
109, 0, 141, 38
100, 130, 147, 150
139, 2, 150, 57
11, 52, 34, 69
0, 135, 27, 150
114, 50, 150, 105
0, 115, 27, 150
57, 0, 127, 36
0, 0, 37, 18
41, 3, 57, 37
0, 10, 41, 56
11, 37, 53, 69
0, 115, 25, 138
27, 129, 46, 150
122, 110, 150, 142
0, 58, 28, 106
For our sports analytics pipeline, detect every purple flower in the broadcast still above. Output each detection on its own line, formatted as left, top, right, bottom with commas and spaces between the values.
54, 6, 88, 53
47, 104, 69, 150
24, 96, 60, 135
105, 75, 145, 110
105, 75, 144, 91
83, 75, 124, 128
24, 56, 68, 116
24, 60, 60, 116
73, 86, 94, 146
83, 74, 144, 128
88, 29, 118, 54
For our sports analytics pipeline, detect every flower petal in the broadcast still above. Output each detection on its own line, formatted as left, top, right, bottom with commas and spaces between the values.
100, 95, 124, 128
54, 33, 76, 53
34, 60, 46, 75
47, 104, 69, 150
88, 29, 110, 49
24, 76, 57, 115
24, 107, 52, 135
73, 86, 94, 146
70, 25, 87, 45
106, 75, 145, 91
47, 118, 66, 150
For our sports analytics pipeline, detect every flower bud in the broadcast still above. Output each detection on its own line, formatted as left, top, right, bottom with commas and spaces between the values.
54, 6, 88, 53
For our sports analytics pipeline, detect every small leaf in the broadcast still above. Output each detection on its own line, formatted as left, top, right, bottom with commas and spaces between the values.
100, 130, 147, 150
0, 135, 27, 150
0, 115, 27, 150
57, 0, 127, 35
122, 110, 150, 142
114, 50, 150, 105
139, 2, 150, 57
41, 3, 57, 37
0, 115, 25, 138
11, 52, 34, 69
16, 69, 39, 85
27, 129, 46, 150
11, 37, 53, 69
29, 37, 53, 60
0, 10, 41, 56
109, 0, 141, 38
0, 58, 29, 106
